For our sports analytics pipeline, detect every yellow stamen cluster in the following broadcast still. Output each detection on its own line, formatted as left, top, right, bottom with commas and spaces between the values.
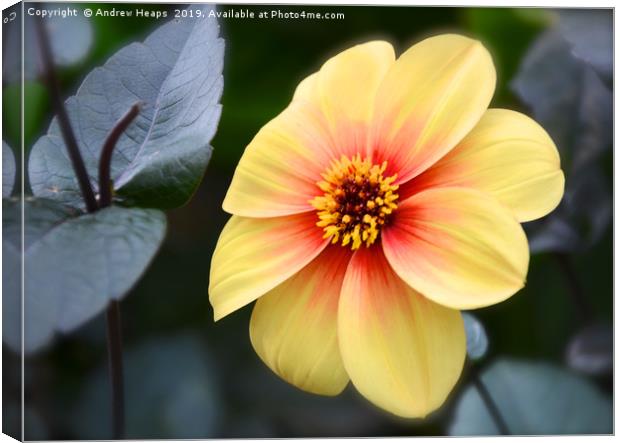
310, 154, 399, 250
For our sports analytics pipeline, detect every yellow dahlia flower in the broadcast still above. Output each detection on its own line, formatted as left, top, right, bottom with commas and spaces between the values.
209, 34, 564, 418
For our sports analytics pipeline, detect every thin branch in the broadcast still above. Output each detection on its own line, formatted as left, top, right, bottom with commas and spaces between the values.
35, 12, 134, 440
34, 16, 98, 213
98, 104, 141, 441
469, 362, 510, 435
106, 300, 125, 439
98, 103, 141, 208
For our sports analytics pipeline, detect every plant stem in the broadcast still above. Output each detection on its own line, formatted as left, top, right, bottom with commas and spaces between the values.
469, 362, 510, 435
34, 16, 98, 213
98, 103, 141, 208
36, 14, 134, 438
98, 104, 141, 440
106, 301, 125, 439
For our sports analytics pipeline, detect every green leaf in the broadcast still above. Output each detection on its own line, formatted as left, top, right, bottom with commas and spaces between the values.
3, 198, 77, 353
566, 323, 612, 376
44, 9, 93, 67
2, 198, 166, 353
512, 30, 612, 170
4, 8, 93, 84
29, 5, 224, 209
462, 312, 488, 361
3, 141, 15, 197
512, 29, 612, 253
450, 358, 612, 435
557, 10, 612, 81
71, 334, 220, 439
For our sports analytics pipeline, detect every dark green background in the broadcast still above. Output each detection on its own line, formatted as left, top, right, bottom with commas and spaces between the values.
3, 3, 612, 438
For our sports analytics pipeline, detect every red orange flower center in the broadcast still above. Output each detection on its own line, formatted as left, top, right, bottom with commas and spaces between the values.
310, 155, 399, 250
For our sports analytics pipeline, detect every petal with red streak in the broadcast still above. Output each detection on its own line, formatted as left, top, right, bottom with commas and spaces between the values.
371, 34, 496, 183
382, 187, 529, 310
250, 246, 351, 395
209, 213, 328, 320
338, 246, 465, 418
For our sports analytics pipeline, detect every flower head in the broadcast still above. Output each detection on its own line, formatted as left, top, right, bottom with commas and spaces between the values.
209, 35, 564, 418
312, 154, 399, 249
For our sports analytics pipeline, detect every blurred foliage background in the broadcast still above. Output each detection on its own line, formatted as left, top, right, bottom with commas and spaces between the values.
2, 3, 613, 438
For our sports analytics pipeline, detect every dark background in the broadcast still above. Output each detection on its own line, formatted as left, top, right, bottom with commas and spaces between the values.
2, 3, 613, 438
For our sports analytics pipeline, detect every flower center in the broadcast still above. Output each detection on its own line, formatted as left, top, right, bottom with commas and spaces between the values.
310, 154, 399, 250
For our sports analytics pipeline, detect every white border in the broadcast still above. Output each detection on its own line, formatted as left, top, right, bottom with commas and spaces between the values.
0, 1, 616, 443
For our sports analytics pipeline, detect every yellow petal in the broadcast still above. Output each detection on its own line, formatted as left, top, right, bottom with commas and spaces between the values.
224, 41, 395, 218
250, 246, 351, 395
292, 72, 318, 102
209, 213, 327, 320
411, 109, 565, 222
315, 41, 395, 157
382, 187, 529, 310
371, 34, 496, 183
338, 246, 465, 418
222, 102, 334, 217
